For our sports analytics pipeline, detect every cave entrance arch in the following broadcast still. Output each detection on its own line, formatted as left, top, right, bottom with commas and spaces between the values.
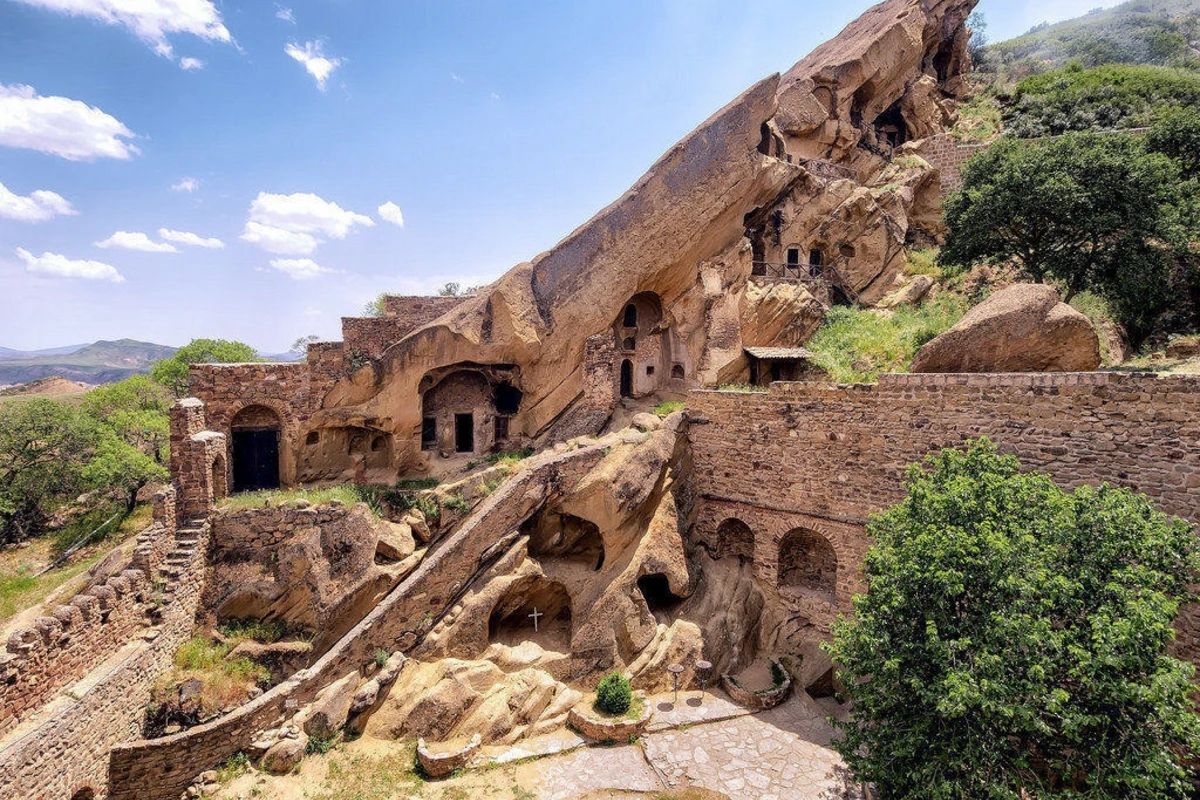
523, 508, 605, 570
488, 577, 572, 652
778, 528, 837, 599
638, 572, 684, 617
620, 360, 634, 398
231, 405, 282, 493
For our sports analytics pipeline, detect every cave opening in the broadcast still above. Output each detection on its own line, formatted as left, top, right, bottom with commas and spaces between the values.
523, 509, 606, 571
637, 572, 684, 615
873, 100, 908, 148
487, 578, 572, 652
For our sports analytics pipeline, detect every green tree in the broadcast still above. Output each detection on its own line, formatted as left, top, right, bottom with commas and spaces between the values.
1148, 105, 1200, 181
825, 439, 1200, 799
150, 338, 260, 396
82, 376, 172, 511
362, 292, 387, 317
941, 133, 1179, 343
0, 400, 101, 543
81, 432, 166, 514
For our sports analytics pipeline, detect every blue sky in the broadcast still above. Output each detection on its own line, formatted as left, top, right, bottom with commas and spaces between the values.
0, 0, 1122, 353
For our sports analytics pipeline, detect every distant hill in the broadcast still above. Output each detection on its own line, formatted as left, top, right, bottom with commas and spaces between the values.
0, 343, 89, 361
985, 0, 1200, 76
0, 339, 176, 386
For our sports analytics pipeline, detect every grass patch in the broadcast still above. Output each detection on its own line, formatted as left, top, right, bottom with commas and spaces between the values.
806, 293, 969, 383
904, 248, 942, 279
306, 733, 340, 756
653, 400, 685, 417
951, 93, 1004, 142
309, 743, 425, 800
487, 447, 534, 468
215, 751, 250, 783
217, 485, 365, 512
217, 617, 288, 644
0, 503, 151, 625
155, 634, 271, 718
394, 477, 440, 490
443, 493, 472, 513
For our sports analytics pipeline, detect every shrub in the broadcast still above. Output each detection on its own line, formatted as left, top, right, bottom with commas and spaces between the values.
653, 401, 685, 417
443, 493, 471, 513
594, 671, 632, 715
374, 648, 390, 668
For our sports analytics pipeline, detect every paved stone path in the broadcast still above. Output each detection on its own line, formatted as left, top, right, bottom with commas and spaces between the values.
641, 694, 864, 800
521, 692, 862, 800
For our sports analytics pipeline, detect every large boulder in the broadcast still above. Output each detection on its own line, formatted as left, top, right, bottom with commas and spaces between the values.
912, 284, 1100, 374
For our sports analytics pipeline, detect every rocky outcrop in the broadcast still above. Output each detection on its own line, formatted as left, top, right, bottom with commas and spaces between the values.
912, 284, 1101, 373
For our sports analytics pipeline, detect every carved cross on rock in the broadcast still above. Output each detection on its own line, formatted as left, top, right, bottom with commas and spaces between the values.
528, 607, 543, 632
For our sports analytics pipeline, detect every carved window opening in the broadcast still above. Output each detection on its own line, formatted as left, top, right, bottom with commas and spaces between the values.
623, 304, 638, 327
495, 415, 510, 442
787, 248, 801, 267
493, 382, 523, 416
671, 364, 685, 380
874, 100, 908, 148
646, 365, 655, 377
714, 518, 755, 562
840, 244, 856, 259
305, 431, 319, 446
623, 336, 636, 352
421, 417, 437, 451
370, 435, 386, 452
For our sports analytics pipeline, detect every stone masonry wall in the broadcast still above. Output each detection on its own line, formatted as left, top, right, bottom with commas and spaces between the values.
0, 521, 210, 800
916, 134, 989, 199
211, 503, 353, 551
688, 372, 1200, 654
342, 296, 471, 361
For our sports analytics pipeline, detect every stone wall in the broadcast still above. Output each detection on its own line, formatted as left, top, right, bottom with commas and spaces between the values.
915, 134, 989, 199
210, 502, 353, 552
340, 296, 471, 361
107, 444, 609, 800
0, 521, 210, 800
688, 372, 1200, 650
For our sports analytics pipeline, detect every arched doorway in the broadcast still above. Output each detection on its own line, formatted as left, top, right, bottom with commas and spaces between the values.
620, 360, 634, 398
230, 405, 282, 492
778, 528, 837, 599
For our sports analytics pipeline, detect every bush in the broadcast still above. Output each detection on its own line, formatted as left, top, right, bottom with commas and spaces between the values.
594, 671, 632, 715
653, 401, 685, 417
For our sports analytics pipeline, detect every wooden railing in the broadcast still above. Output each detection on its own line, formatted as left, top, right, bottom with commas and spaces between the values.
797, 157, 859, 182
750, 259, 861, 306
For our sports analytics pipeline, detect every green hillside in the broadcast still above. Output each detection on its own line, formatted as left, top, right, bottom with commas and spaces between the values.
984, 0, 1200, 77
0, 339, 176, 386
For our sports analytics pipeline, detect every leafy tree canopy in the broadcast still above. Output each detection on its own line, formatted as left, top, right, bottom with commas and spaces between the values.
826, 439, 1200, 800
150, 338, 259, 396
940, 132, 1181, 344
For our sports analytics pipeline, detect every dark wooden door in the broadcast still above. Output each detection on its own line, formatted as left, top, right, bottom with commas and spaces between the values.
455, 413, 474, 453
232, 429, 280, 492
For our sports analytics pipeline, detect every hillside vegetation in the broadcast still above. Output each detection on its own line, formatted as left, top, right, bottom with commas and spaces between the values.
0, 339, 177, 386
983, 0, 1200, 78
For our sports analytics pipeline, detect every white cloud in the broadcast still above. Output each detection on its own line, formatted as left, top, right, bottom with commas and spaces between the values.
240, 191, 373, 255
158, 227, 224, 249
179, 57, 205, 71
303, 307, 322, 315
95, 230, 178, 252
377, 201, 404, 228
491, 92, 501, 101
16, 247, 123, 282
0, 181, 77, 223
285, 41, 342, 90
276, 6, 295, 23
270, 258, 333, 280
0, 84, 138, 161
171, 177, 200, 192
451, 73, 464, 83
12, 0, 231, 60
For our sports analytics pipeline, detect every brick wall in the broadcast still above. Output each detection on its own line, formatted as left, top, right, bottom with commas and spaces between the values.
916, 134, 989, 199
211, 503, 353, 551
688, 371, 1200, 642
341, 296, 471, 361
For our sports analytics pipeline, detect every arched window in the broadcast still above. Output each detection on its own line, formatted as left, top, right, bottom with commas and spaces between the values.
778, 528, 837, 598
623, 304, 637, 327
671, 364, 685, 380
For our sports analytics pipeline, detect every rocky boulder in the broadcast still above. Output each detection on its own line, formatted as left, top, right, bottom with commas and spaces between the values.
911, 284, 1100, 374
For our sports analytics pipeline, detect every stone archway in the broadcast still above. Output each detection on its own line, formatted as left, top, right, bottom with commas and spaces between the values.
230, 405, 282, 492
715, 517, 755, 562
778, 528, 837, 598
488, 577, 572, 652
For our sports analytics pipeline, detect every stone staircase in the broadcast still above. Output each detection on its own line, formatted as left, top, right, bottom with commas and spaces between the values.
146, 520, 205, 618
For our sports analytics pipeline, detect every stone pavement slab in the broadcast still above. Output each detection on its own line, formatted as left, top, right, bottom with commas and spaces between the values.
535, 744, 665, 800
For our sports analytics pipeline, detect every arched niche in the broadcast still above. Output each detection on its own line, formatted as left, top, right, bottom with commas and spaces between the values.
488, 577, 572, 652
715, 518, 755, 563
522, 508, 605, 571
419, 364, 522, 456
230, 404, 282, 492
778, 528, 838, 598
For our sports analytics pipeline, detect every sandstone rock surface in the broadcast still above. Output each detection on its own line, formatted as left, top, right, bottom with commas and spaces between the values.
912, 284, 1101, 373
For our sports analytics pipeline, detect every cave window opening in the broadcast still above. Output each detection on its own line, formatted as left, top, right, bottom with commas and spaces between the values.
623, 336, 636, 352
421, 417, 437, 451
809, 249, 825, 279
751, 234, 766, 275
715, 518, 756, 563
757, 122, 772, 156
620, 360, 634, 398
370, 435, 386, 452
840, 244, 856, 259
455, 414, 475, 454
646, 365, 655, 377
524, 509, 605, 570
671, 364, 685, 380
874, 101, 908, 149
638, 573, 684, 615
348, 434, 366, 455
305, 431, 319, 446
493, 382, 523, 416
495, 416, 510, 442
787, 248, 801, 267
933, 40, 955, 83
623, 304, 638, 328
